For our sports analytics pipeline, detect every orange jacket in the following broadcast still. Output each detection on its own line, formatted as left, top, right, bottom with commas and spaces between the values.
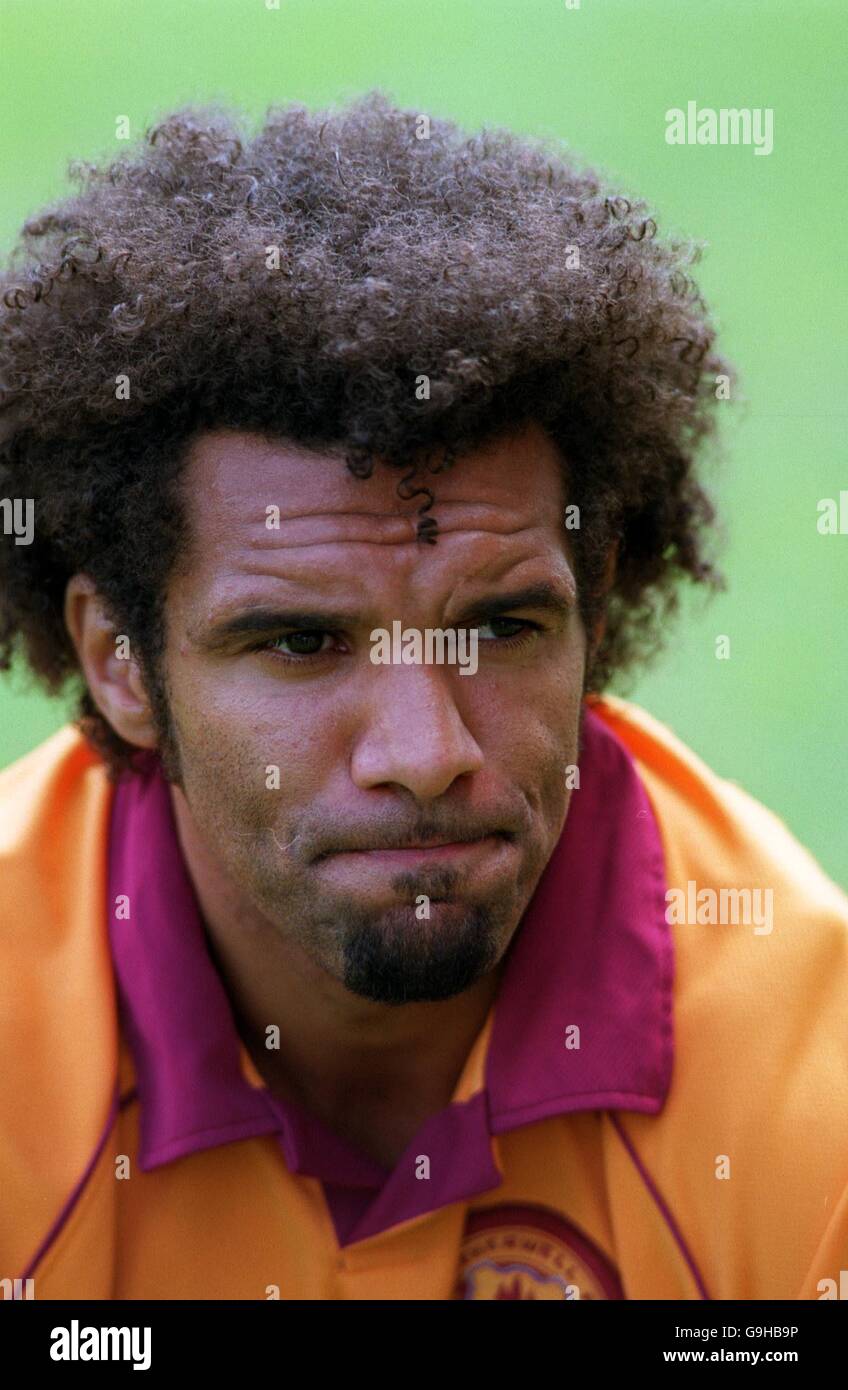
1, 695, 846, 1300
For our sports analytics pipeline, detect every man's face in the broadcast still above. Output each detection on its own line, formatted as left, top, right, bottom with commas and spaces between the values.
157, 422, 588, 1004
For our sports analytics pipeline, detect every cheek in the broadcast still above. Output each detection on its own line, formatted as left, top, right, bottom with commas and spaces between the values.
169, 660, 341, 810
507, 649, 586, 805
478, 635, 585, 738
469, 669, 583, 817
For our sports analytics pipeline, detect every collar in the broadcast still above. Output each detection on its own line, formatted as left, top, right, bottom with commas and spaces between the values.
108, 702, 673, 1233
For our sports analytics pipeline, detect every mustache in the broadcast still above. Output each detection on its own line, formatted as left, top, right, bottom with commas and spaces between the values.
282, 807, 527, 862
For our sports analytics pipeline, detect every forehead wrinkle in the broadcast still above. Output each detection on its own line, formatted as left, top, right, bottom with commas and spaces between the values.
234, 511, 547, 553
231, 523, 575, 609
446, 536, 579, 607
242, 523, 544, 553
249, 499, 543, 523
229, 516, 568, 580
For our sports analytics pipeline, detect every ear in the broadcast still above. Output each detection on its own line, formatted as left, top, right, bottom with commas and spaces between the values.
63, 573, 160, 750
588, 543, 618, 658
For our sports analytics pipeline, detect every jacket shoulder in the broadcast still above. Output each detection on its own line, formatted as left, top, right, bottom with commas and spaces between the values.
591, 695, 848, 1298
590, 693, 847, 913
0, 725, 118, 1283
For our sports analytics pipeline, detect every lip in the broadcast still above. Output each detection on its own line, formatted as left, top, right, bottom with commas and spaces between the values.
322, 834, 508, 870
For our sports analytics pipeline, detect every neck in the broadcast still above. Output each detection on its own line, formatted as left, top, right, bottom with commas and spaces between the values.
169, 787, 503, 1165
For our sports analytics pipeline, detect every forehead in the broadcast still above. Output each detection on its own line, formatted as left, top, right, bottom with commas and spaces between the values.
175, 422, 573, 604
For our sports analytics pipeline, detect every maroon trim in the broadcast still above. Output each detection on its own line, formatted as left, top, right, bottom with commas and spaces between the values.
485, 709, 674, 1128
18, 1083, 120, 1282
610, 1113, 711, 1300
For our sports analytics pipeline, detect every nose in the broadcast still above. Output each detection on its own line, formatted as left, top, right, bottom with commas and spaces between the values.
350, 665, 484, 800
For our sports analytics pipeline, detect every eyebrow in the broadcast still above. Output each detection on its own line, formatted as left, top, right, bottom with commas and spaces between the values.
195, 582, 575, 651
453, 583, 575, 626
194, 607, 358, 651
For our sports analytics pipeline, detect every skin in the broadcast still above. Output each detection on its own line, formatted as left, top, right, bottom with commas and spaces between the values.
65, 421, 597, 1168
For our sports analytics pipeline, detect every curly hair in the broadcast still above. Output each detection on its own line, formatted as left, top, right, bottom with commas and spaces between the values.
0, 89, 731, 779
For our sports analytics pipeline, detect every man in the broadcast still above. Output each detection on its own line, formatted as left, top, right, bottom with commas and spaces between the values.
1, 92, 846, 1302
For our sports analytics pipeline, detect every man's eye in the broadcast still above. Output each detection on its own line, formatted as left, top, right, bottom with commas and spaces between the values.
476, 617, 537, 642
265, 630, 333, 657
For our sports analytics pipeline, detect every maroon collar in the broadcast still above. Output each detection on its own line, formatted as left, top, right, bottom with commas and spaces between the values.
108, 704, 673, 1243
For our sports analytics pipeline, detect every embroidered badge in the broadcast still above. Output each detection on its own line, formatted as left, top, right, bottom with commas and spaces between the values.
455, 1202, 624, 1300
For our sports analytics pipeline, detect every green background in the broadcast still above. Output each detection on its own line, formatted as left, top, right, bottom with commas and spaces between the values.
0, 0, 845, 884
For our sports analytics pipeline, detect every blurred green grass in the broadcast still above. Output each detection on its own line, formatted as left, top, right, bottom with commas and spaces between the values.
0, 0, 845, 883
